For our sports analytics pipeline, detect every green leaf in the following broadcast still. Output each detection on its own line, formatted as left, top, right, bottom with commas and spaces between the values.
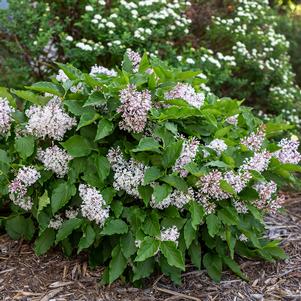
38, 191, 50, 215
0, 87, 15, 106
226, 228, 236, 259
5, 216, 35, 241
161, 175, 188, 192
101, 219, 128, 235
189, 201, 205, 229
11, 89, 49, 105
138, 185, 153, 206
184, 219, 196, 249
78, 224, 96, 253
144, 166, 163, 185
76, 111, 100, 130
205, 161, 230, 168
188, 240, 201, 269
206, 214, 221, 237
218, 207, 239, 225
26, 82, 64, 96
95, 118, 114, 141
95, 156, 110, 183
133, 258, 155, 281
160, 241, 185, 270
162, 140, 183, 168
120, 231, 136, 258
34, 228, 56, 256
223, 256, 248, 280
135, 237, 160, 262
109, 245, 127, 283
220, 180, 236, 195
14, 136, 35, 159
132, 137, 161, 153
56, 63, 82, 80
142, 212, 160, 236
153, 183, 172, 203
51, 182, 76, 214
84, 91, 107, 107
61, 135, 92, 157
138, 52, 150, 72
203, 253, 222, 282
56, 218, 83, 243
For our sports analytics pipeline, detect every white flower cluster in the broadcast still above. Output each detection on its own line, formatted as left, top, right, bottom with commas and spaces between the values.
200, 51, 236, 69
25, 97, 76, 141
160, 226, 180, 245
90, 65, 117, 77
164, 83, 205, 108
197, 169, 251, 202
205, 139, 228, 157
0, 97, 14, 135
240, 151, 272, 173
65, 208, 79, 219
173, 137, 200, 177
118, 84, 152, 133
274, 138, 301, 164
151, 188, 194, 210
48, 215, 64, 230
37, 145, 73, 178
126, 49, 141, 72
224, 171, 251, 194
79, 184, 110, 227
253, 180, 284, 213
8, 166, 41, 211
209, 0, 301, 121
107, 147, 146, 197
241, 125, 265, 152
226, 114, 239, 126
193, 191, 217, 215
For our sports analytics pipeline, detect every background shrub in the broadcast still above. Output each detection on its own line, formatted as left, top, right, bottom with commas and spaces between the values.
0, 52, 300, 284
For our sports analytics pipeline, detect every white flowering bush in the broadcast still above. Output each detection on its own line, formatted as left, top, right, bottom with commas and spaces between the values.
0, 0, 191, 87
0, 51, 300, 284
179, 0, 301, 126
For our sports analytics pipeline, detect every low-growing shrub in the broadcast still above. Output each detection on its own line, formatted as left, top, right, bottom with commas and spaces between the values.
1, 51, 300, 284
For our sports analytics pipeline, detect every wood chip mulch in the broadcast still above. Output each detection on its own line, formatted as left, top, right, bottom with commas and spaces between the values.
0, 194, 300, 301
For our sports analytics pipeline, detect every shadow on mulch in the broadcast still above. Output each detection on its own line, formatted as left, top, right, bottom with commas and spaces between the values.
0, 195, 301, 301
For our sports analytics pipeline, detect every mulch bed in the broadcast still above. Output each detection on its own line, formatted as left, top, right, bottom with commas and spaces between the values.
0, 195, 301, 301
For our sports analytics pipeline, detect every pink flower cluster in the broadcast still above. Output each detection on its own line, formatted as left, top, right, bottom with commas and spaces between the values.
241, 125, 265, 152
0, 97, 14, 135
274, 138, 301, 164
118, 84, 152, 133
164, 83, 205, 108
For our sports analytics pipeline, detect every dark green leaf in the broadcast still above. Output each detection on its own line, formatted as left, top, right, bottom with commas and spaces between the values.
26, 82, 64, 96
203, 253, 222, 282
133, 258, 155, 281
142, 212, 160, 236
95, 119, 114, 141
162, 140, 183, 168
34, 228, 55, 256
109, 245, 127, 283
132, 137, 161, 153
77, 111, 100, 130
14, 136, 35, 159
189, 201, 205, 229
56, 218, 83, 243
51, 182, 76, 214
120, 231, 136, 258
153, 183, 172, 203
161, 175, 188, 192
206, 214, 221, 237
61, 135, 92, 157
144, 166, 163, 185
160, 241, 185, 270
78, 224, 96, 253
135, 237, 160, 262
184, 219, 196, 249
101, 219, 128, 235
223, 256, 248, 280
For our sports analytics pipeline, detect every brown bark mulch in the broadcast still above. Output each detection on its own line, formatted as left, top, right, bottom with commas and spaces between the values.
0, 195, 300, 301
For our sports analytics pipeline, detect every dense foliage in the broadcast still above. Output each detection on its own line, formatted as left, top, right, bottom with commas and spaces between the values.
1, 0, 301, 129
180, 0, 301, 126
0, 52, 300, 284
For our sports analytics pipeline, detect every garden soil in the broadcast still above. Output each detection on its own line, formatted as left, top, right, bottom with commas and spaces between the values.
0, 194, 300, 301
